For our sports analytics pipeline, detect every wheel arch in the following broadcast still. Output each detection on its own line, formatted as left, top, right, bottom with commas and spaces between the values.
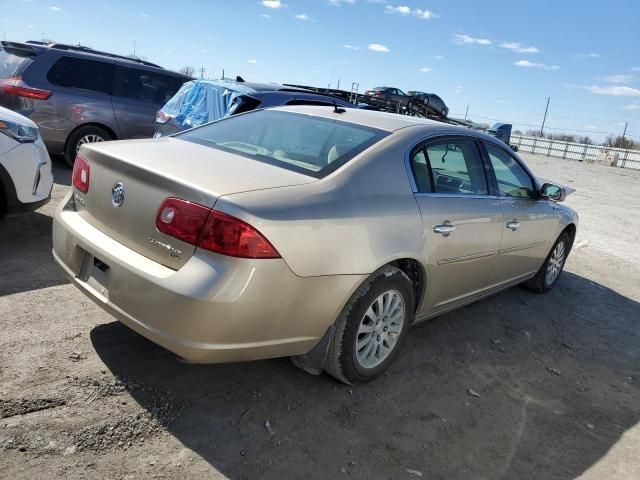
63, 122, 118, 153
561, 223, 577, 251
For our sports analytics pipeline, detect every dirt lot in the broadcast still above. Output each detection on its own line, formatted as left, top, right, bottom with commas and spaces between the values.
1, 153, 639, 480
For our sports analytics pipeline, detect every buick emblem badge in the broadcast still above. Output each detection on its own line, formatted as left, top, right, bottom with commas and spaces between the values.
111, 182, 125, 207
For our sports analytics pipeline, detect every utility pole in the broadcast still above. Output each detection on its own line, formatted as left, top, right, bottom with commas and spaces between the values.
200, 66, 205, 78
222, 68, 224, 79
336, 79, 340, 90
621, 121, 628, 148
2, 31, 6, 41
133, 40, 136, 57
464, 105, 469, 121
540, 97, 550, 136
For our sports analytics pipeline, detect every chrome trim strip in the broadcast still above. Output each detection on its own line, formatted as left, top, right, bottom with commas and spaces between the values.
415, 192, 502, 200
437, 250, 499, 265
499, 241, 547, 254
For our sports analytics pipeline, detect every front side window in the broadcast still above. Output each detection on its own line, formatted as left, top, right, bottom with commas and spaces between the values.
47, 57, 114, 95
114, 67, 184, 105
178, 110, 388, 178
412, 139, 488, 195
485, 144, 535, 199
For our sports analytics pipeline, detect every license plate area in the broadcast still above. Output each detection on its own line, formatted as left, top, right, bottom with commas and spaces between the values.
78, 250, 110, 300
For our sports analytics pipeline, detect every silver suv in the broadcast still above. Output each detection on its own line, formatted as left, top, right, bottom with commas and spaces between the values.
0, 41, 190, 165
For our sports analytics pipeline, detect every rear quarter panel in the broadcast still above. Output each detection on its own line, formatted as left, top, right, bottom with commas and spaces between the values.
213, 130, 425, 277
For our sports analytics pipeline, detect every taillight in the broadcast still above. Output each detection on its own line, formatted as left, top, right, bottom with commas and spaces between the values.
155, 198, 210, 245
155, 110, 172, 124
72, 155, 90, 193
155, 197, 280, 259
0, 77, 52, 100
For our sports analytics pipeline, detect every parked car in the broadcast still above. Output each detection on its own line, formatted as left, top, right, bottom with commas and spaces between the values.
0, 41, 190, 165
155, 78, 355, 137
407, 91, 449, 117
0, 105, 52, 216
52, 106, 577, 384
363, 86, 413, 111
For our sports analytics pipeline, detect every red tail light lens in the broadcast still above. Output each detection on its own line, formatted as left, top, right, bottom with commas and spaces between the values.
0, 77, 52, 100
155, 197, 280, 259
156, 198, 211, 245
198, 210, 280, 259
72, 155, 90, 193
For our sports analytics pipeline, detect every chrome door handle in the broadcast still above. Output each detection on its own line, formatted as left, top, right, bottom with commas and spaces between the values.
506, 220, 520, 231
433, 222, 456, 236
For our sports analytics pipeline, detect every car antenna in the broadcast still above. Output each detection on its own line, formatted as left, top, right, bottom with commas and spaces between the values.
333, 100, 346, 114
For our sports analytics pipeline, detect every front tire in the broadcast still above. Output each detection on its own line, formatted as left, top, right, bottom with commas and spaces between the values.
64, 125, 112, 167
325, 266, 414, 384
524, 232, 570, 293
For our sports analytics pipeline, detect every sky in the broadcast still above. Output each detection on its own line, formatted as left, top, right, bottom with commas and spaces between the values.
2, 0, 640, 142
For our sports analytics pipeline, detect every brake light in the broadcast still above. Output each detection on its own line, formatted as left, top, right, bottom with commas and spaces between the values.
72, 155, 90, 193
0, 77, 52, 100
199, 210, 280, 259
155, 110, 172, 124
155, 197, 280, 259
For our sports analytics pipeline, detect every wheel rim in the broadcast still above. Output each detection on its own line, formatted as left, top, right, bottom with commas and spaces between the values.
355, 290, 405, 369
545, 240, 566, 286
76, 134, 105, 152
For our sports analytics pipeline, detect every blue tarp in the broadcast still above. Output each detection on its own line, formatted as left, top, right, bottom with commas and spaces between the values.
159, 79, 254, 131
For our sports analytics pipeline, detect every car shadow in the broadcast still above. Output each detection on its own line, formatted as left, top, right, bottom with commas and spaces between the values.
52, 155, 71, 186
0, 211, 67, 296
90, 271, 640, 479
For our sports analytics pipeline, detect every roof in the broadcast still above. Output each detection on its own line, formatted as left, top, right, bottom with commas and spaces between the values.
270, 105, 457, 132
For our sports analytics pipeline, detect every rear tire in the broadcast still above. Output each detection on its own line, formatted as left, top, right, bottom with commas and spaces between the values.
325, 266, 414, 384
64, 125, 112, 167
523, 232, 570, 293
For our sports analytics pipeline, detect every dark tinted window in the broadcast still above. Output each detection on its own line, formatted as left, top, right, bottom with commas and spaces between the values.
485, 144, 535, 198
414, 139, 488, 195
0, 49, 34, 77
47, 56, 114, 95
286, 99, 335, 107
114, 67, 184, 105
179, 110, 388, 178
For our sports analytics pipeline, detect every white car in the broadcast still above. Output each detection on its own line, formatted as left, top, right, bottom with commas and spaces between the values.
0, 106, 52, 216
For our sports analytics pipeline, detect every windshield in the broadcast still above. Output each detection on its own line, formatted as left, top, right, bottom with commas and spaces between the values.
177, 109, 388, 178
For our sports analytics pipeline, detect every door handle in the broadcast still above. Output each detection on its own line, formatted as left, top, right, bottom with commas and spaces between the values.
433, 222, 456, 236
506, 220, 520, 231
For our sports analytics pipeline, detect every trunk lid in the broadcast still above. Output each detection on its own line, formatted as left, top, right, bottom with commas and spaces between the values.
75, 137, 316, 270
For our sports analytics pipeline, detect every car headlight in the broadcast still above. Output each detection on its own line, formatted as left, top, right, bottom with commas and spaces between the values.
0, 119, 38, 143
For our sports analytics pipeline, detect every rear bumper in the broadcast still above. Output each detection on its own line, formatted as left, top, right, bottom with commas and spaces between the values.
52, 192, 365, 363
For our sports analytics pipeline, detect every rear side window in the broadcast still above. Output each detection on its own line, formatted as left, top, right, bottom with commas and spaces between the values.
179, 110, 388, 178
114, 67, 184, 105
47, 57, 115, 95
0, 49, 34, 78
411, 139, 488, 195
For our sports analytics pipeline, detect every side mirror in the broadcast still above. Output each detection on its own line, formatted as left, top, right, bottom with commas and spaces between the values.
540, 183, 566, 202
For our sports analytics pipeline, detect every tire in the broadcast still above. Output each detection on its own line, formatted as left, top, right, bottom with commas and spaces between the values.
406, 101, 413, 116
325, 266, 415, 384
523, 232, 570, 293
441, 108, 447, 117
64, 125, 112, 167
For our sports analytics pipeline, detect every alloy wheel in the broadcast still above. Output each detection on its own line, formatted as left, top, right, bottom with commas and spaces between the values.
545, 240, 566, 286
76, 134, 105, 152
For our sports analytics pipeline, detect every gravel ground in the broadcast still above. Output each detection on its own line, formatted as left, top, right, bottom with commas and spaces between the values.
0, 152, 639, 480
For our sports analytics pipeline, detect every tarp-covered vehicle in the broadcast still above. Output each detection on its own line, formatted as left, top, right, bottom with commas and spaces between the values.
154, 78, 355, 137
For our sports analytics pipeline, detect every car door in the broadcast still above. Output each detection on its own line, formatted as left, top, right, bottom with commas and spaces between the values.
408, 136, 505, 313
481, 142, 559, 285
112, 66, 184, 139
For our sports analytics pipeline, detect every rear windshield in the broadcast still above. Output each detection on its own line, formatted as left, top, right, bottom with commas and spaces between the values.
178, 109, 388, 178
0, 49, 34, 78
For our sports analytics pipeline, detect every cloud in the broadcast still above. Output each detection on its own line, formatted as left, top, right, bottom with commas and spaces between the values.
514, 60, 559, 70
623, 104, 640, 110
49, 5, 60, 11
248, 59, 257, 63
294, 13, 310, 20
433, 55, 444, 60
260, 13, 271, 18
419, 67, 431, 73
631, 67, 640, 72
499, 41, 539, 53
328, 0, 356, 5
453, 34, 491, 46
368, 43, 389, 53
385, 5, 437, 19
603, 74, 634, 84
261, 0, 284, 9
586, 85, 640, 97
343, 44, 359, 50
577, 52, 601, 58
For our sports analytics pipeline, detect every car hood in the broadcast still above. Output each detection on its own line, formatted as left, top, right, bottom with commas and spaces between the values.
0, 105, 37, 128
